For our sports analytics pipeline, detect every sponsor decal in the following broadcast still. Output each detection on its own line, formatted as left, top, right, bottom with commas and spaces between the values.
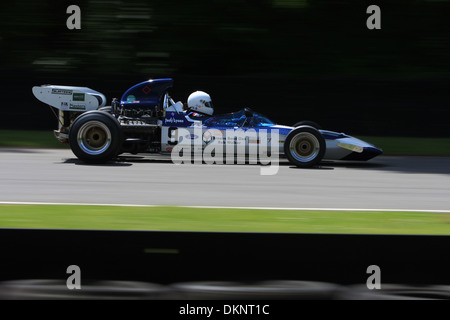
72, 92, 85, 101
185, 134, 199, 140
126, 95, 136, 103
69, 103, 86, 110
202, 129, 214, 144
163, 112, 188, 126
142, 86, 151, 94
248, 137, 273, 144
164, 113, 186, 124
60, 102, 69, 108
338, 142, 363, 153
202, 129, 224, 145
52, 89, 72, 95
165, 117, 185, 124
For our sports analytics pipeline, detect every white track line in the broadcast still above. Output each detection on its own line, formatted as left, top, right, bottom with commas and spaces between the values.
0, 201, 449, 213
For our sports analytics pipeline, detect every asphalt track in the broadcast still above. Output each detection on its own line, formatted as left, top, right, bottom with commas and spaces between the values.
0, 148, 449, 211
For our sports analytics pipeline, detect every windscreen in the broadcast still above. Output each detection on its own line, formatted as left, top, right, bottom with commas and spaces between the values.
203, 110, 275, 128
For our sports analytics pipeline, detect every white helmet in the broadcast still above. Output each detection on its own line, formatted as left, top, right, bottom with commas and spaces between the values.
187, 91, 214, 115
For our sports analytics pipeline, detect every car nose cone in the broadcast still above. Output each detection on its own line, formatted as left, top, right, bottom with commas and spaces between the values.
341, 146, 383, 161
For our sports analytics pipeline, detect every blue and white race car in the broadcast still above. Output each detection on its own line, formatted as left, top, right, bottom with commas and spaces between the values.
32, 78, 382, 167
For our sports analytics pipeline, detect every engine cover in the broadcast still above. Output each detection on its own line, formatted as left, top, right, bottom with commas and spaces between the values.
120, 78, 173, 110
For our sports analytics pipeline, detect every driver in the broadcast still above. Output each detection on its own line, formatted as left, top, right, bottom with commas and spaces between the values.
185, 91, 214, 120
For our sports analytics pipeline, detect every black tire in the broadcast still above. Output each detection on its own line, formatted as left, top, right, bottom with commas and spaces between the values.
69, 111, 123, 163
284, 126, 326, 168
293, 120, 322, 130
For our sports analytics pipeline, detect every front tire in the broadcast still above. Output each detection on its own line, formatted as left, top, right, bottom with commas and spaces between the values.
69, 111, 123, 163
293, 120, 322, 130
284, 126, 326, 168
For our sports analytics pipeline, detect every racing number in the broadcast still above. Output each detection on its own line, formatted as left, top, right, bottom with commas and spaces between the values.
168, 127, 178, 145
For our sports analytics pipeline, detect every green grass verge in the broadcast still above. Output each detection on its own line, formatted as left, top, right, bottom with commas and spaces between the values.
358, 136, 450, 156
1, 130, 450, 156
0, 205, 449, 235
0, 130, 68, 148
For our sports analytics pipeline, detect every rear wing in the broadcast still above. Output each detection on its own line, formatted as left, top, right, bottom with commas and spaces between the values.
32, 85, 107, 112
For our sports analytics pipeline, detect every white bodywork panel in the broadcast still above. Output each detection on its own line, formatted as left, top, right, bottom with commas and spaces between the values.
161, 123, 378, 160
32, 85, 106, 112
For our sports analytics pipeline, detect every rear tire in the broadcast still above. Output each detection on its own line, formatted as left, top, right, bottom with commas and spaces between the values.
69, 111, 123, 163
284, 126, 325, 168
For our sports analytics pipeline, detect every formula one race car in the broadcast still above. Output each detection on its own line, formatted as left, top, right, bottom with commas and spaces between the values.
32, 78, 382, 168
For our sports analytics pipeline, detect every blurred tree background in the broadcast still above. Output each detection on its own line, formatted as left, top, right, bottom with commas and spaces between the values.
1, 0, 449, 136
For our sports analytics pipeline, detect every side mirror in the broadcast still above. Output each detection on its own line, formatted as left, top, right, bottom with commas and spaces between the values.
162, 92, 169, 110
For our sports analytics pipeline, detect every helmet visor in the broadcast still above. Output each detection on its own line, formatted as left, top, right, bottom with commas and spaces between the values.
204, 100, 213, 109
